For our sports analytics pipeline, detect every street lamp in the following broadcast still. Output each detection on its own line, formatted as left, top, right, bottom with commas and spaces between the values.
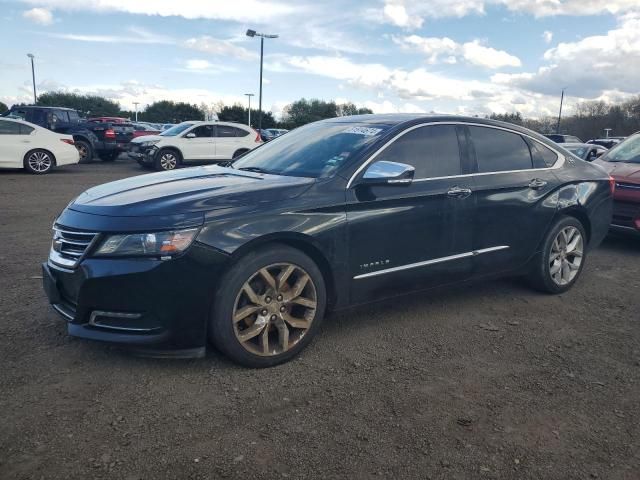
133, 102, 140, 122
604, 128, 612, 138
556, 87, 567, 134
244, 93, 255, 127
27, 53, 37, 104
246, 29, 278, 132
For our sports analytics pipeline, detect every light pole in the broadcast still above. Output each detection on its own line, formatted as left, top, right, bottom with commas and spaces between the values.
556, 87, 567, 134
133, 102, 140, 122
246, 29, 278, 132
604, 128, 612, 138
27, 53, 37, 104
244, 93, 254, 127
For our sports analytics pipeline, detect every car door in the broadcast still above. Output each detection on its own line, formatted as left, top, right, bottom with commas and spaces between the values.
180, 124, 214, 161
0, 120, 30, 168
346, 124, 476, 304
214, 125, 243, 160
466, 125, 561, 276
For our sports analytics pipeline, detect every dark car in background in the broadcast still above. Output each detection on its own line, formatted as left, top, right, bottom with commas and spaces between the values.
258, 128, 276, 142
563, 143, 608, 161
42, 115, 613, 366
587, 138, 623, 149
2, 106, 134, 162
545, 134, 583, 144
594, 133, 640, 235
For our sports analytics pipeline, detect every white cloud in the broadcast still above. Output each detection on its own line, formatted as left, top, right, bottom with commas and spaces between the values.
383, 3, 423, 29
44, 26, 173, 44
542, 30, 553, 43
183, 36, 256, 61
493, 14, 640, 97
501, 0, 640, 17
20, 0, 299, 23
362, 100, 427, 114
185, 59, 214, 70
395, 35, 521, 69
23, 7, 54, 25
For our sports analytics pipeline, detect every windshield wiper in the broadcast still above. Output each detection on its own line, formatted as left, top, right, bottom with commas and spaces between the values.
236, 166, 272, 174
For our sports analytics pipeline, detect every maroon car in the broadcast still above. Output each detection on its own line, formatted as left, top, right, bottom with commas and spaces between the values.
594, 132, 640, 235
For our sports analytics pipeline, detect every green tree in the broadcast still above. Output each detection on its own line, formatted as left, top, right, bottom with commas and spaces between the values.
141, 101, 204, 124
36, 91, 121, 116
218, 103, 276, 128
0, 101, 8, 113
280, 98, 372, 129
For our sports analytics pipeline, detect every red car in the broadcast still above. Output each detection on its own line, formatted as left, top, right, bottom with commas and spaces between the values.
87, 116, 129, 123
594, 132, 640, 235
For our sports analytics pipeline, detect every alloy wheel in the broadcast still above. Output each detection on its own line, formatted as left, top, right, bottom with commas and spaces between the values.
232, 263, 317, 356
160, 152, 177, 170
549, 226, 583, 286
76, 144, 88, 160
28, 151, 52, 173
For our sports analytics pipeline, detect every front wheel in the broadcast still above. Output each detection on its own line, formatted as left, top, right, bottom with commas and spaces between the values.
154, 149, 180, 171
527, 216, 587, 294
209, 245, 326, 367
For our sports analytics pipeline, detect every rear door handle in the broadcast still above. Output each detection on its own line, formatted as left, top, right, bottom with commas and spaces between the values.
447, 186, 472, 199
529, 178, 548, 190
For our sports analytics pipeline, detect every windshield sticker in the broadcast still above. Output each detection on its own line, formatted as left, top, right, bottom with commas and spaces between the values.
344, 126, 383, 136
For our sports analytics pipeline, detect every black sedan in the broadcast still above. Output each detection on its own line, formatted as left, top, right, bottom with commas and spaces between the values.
563, 142, 608, 161
42, 115, 613, 367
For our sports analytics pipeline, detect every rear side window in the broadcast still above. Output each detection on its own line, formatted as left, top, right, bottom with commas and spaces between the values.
216, 125, 239, 137
529, 141, 558, 167
0, 120, 22, 134
377, 125, 461, 178
469, 126, 533, 173
19, 124, 34, 135
234, 127, 250, 137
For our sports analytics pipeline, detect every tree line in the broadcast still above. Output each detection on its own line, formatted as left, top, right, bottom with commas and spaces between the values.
2, 92, 638, 139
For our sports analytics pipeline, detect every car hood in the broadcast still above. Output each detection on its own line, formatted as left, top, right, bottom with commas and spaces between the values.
594, 160, 640, 183
130, 134, 164, 143
69, 165, 315, 217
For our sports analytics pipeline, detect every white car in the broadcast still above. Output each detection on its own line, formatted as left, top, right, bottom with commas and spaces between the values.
129, 121, 262, 171
0, 117, 79, 174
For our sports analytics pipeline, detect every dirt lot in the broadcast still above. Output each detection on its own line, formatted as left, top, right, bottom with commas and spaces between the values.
1, 157, 639, 480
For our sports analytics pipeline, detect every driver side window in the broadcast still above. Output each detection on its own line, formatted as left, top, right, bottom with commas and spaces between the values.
189, 125, 213, 138
376, 125, 462, 179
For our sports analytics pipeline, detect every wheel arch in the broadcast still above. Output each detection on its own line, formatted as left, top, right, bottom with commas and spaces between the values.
157, 146, 183, 161
23, 148, 57, 166
228, 233, 338, 311
559, 207, 591, 243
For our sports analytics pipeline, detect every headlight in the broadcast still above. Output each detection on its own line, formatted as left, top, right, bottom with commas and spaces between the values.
141, 140, 160, 147
94, 228, 199, 258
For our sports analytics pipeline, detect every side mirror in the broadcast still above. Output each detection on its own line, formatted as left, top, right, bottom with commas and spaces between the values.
184, 132, 196, 139
360, 160, 415, 186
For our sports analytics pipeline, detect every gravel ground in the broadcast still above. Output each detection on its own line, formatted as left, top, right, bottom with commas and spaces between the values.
1, 157, 639, 480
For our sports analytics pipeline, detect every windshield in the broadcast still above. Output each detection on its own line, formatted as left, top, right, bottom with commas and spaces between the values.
602, 133, 640, 163
232, 122, 387, 178
161, 123, 194, 136
566, 146, 587, 159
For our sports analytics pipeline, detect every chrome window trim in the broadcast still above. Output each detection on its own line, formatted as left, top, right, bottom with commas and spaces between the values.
347, 121, 565, 188
353, 245, 509, 280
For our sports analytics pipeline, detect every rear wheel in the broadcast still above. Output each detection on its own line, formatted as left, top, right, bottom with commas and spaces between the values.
24, 149, 55, 174
154, 149, 181, 171
209, 245, 326, 367
75, 140, 93, 163
527, 216, 587, 294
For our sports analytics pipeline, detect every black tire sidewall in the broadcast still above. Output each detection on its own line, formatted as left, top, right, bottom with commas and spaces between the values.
23, 149, 54, 174
209, 245, 327, 368
532, 216, 587, 294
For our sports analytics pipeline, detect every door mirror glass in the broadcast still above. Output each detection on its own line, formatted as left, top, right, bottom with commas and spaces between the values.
184, 132, 196, 139
361, 160, 415, 186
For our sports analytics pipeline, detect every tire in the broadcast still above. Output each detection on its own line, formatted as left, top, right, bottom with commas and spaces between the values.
24, 149, 55, 174
527, 216, 588, 294
154, 149, 181, 171
99, 152, 119, 162
209, 244, 327, 367
75, 140, 93, 164
232, 149, 249, 160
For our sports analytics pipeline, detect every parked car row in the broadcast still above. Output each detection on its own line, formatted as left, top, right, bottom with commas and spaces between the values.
128, 121, 262, 170
258, 128, 289, 142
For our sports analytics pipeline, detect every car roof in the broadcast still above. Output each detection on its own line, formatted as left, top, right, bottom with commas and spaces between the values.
179, 120, 252, 129
11, 105, 77, 111
563, 143, 592, 147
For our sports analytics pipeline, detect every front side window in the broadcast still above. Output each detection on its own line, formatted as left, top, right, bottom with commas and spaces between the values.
469, 126, 533, 173
376, 125, 461, 178
189, 125, 213, 138
0, 120, 22, 134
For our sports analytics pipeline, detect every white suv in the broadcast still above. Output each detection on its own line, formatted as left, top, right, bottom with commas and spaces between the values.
129, 121, 262, 171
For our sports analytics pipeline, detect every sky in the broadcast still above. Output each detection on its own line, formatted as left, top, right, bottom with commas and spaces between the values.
0, 0, 639, 119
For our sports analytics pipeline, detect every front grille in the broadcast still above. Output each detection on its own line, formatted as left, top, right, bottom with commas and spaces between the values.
49, 225, 99, 269
612, 201, 640, 228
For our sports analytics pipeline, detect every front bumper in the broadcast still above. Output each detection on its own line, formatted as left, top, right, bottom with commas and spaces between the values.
611, 200, 640, 236
42, 242, 230, 357
128, 144, 156, 163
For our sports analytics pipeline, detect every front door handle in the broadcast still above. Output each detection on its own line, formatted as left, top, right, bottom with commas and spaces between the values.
447, 186, 472, 199
529, 178, 548, 190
